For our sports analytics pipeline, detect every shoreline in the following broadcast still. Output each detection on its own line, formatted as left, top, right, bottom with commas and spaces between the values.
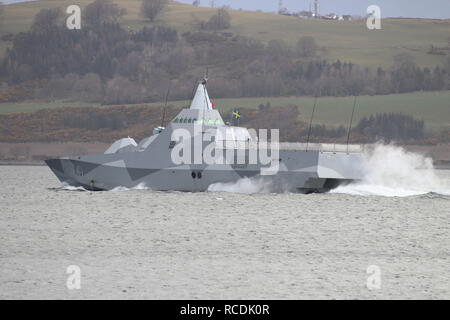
1, 160, 449, 170
0, 161, 46, 166
1, 142, 449, 170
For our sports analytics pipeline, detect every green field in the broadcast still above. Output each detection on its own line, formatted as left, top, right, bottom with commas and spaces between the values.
1, 0, 450, 68
157, 91, 450, 132
0, 101, 101, 114
2, 91, 449, 132
1, 1, 449, 134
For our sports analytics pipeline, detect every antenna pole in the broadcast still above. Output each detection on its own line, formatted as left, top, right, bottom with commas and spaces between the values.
346, 95, 357, 154
201, 69, 210, 162
306, 95, 318, 152
161, 82, 171, 128
189, 79, 198, 106
202, 69, 209, 116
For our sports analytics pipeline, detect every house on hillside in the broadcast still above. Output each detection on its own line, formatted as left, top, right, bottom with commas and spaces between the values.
322, 13, 339, 20
297, 10, 313, 19
342, 15, 352, 21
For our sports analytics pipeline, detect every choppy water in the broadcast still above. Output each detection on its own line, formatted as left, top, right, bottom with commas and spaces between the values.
0, 163, 449, 299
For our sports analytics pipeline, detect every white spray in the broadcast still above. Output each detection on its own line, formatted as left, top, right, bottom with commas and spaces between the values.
209, 144, 450, 197
59, 182, 88, 192
207, 177, 273, 194
332, 144, 450, 197
111, 182, 150, 192
60, 182, 150, 192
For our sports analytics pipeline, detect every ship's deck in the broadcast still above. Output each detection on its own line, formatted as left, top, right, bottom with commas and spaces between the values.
217, 141, 366, 154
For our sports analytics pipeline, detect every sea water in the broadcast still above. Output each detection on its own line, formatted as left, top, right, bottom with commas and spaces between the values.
0, 145, 449, 299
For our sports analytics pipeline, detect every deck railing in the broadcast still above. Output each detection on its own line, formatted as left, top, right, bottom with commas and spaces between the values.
215, 141, 366, 154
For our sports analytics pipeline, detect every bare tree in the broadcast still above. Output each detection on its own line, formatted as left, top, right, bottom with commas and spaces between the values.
104, 76, 144, 104
31, 8, 63, 33
71, 73, 104, 103
267, 39, 290, 58
15, 64, 33, 82
201, 8, 231, 30
444, 56, 450, 90
393, 53, 415, 69
0, 2, 4, 33
85, 0, 127, 26
192, 0, 200, 7
296, 36, 318, 57
141, 0, 168, 22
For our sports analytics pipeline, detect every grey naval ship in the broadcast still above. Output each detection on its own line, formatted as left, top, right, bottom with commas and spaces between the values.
46, 77, 365, 193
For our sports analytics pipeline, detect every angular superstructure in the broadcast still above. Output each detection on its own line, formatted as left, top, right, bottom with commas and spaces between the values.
46, 77, 365, 193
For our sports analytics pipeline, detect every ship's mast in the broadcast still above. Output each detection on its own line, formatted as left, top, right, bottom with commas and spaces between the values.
160, 82, 171, 128
200, 69, 210, 162
201, 68, 209, 125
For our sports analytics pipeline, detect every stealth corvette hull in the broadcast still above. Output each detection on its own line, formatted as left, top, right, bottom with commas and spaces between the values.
46, 78, 365, 193
46, 148, 364, 193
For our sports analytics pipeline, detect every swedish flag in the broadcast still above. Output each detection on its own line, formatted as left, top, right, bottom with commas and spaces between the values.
232, 110, 241, 120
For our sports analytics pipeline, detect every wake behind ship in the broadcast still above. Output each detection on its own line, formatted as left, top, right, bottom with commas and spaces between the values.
46, 77, 365, 193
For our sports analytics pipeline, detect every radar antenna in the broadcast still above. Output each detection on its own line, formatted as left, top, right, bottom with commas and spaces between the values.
306, 90, 320, 152
202, 67, 209, 85
346, 95, 358, 154
160, 82, 171, 128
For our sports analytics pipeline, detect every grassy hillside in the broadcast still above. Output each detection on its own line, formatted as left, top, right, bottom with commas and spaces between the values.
0, 1, 449, 138
198, 91, 450, 132
1, 91, 449, 132
1, 0, 450, 68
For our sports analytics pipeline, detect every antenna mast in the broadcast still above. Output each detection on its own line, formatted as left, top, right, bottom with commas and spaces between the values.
203, 67, 209, 85
306, 95, 318, 152
202, 68, 209, 108
160, 82, 171, 128
201, 67, 209, 127
346, 96, 357, 154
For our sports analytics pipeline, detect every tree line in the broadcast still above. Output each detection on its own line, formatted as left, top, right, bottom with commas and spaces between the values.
0, 0, 449, 105
0, 101, 441, 144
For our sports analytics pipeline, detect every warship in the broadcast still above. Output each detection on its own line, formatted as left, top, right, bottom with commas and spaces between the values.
46, 76, 365, 193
